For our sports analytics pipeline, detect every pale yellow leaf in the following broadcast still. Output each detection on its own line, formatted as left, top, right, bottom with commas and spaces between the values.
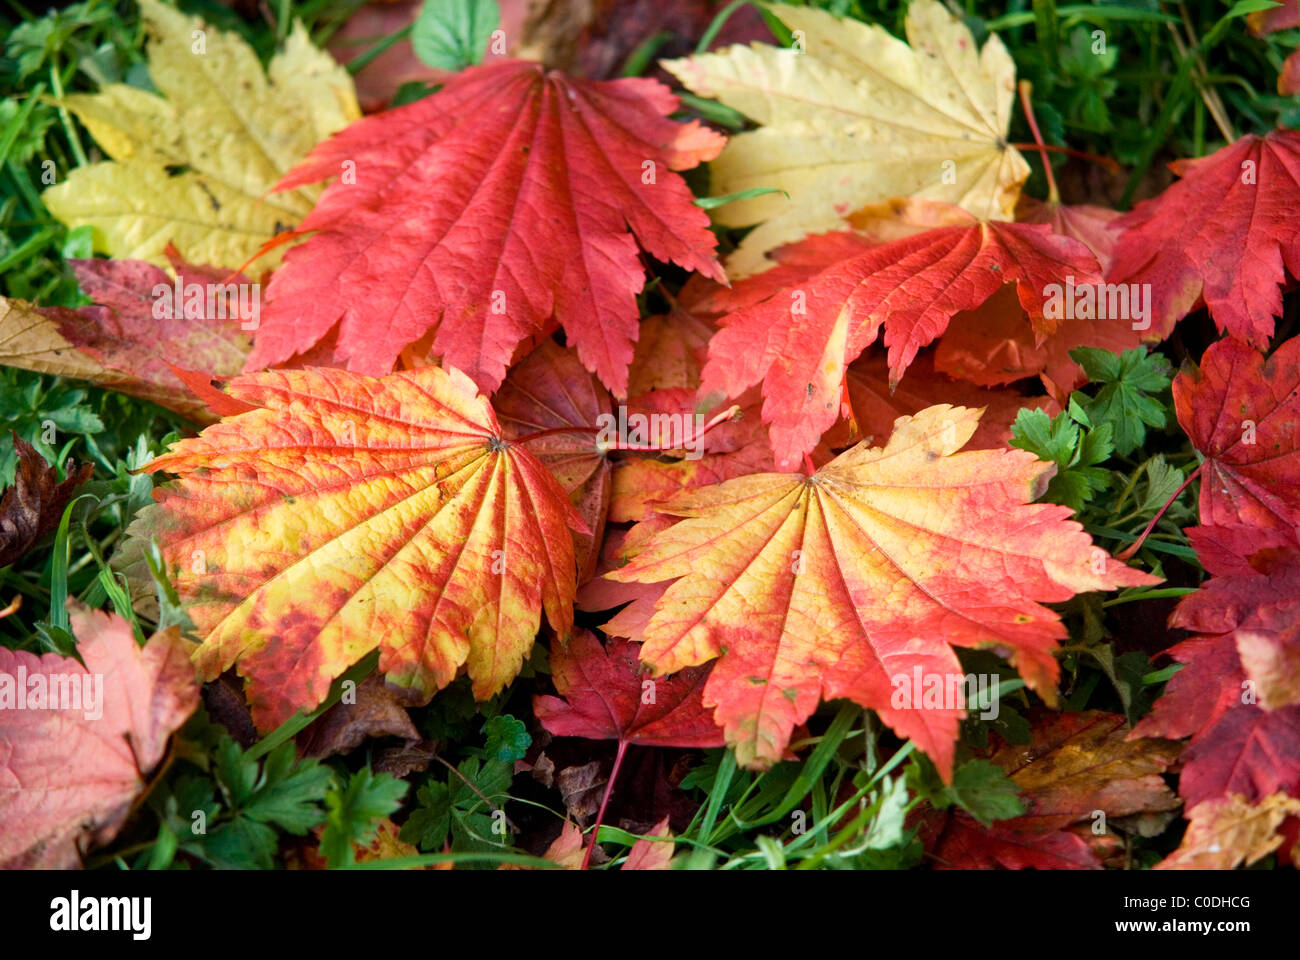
1156, 793, 1300, 870
42, 0, 359, 271
0, 297, 113, 382
664, 1, 1030, 276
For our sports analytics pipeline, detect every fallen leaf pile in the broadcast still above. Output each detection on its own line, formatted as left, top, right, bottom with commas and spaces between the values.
2, 0, 1299, 873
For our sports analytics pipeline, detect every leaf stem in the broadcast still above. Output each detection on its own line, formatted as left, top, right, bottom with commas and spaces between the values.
581, 738, 628, 870
513, 425, 599, 441
1007, 141, 1120, 174
1117, 460, 1203, 561
1017, 81, 1059, 204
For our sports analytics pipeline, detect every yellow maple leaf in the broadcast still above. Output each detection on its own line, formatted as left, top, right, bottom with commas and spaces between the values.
664, 0, 1030, 276
1157, 793, 1300, 870
0, 297, 108, 382
42, 0, 359, 271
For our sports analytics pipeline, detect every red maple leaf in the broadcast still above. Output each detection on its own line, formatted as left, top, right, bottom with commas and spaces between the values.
533, 628, 722, 869
534, 629, 723, 749
496, 339, 613, 583
919, 809, 1102, 870
1184, 522, 1299, 578
36, 251, 254, 422
698, 203, 1103, 468
1133, 530, 1300, 808
0, 604, 199, 868
1016, 196, 1122, 270
932, 284, 1145, 400
605, 405, 1154, 772
1108, 129, 1300, 345
1171, 545, 1300, 712
131, 363, 585, 729
1130, 634, 1245, 743
1173, 335, 1300, 534
247, 59, 725, 396
1177, 704, 1300, 808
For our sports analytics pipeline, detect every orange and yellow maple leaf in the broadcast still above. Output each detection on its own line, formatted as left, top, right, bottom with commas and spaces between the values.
125, 364, 583, 730
606, 405, 1156, 773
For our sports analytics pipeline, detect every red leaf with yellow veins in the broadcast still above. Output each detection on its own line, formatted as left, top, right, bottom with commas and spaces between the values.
606, 405, 1156, 773
1108, 129, 1300, 344
248, 59, 725, 396
700, 203, 1103, 468
0, 604, 199, 868
129, 364, 583, 730
1173, 335, 1300, 534
534, 629, 722, 748
496, 340, 613, 583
